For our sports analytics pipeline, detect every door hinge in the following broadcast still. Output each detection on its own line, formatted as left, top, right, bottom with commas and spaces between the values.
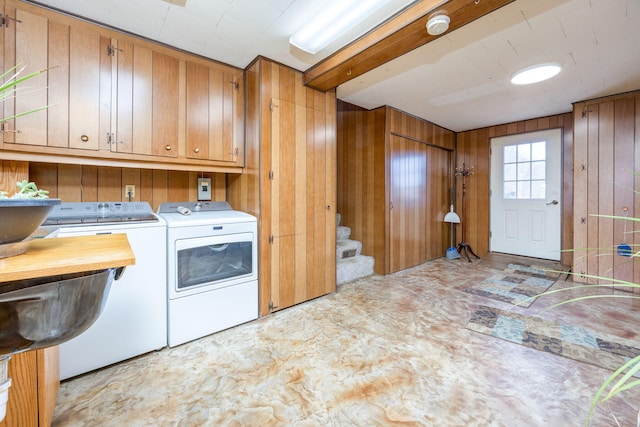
268, 301, 278, 312
269, 234, 274, 244
106, 44, 123, 57
0, 13, 21, 28
268, 170, 274, 180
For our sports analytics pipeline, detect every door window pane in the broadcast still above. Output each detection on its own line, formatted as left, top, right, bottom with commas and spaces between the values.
531, 141, 545, 161
503, 141, 547, 199
504, 181, 517, 199
531, 161, 546, 180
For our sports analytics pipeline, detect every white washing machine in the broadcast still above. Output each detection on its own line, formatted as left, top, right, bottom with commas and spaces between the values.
157, 201, 258, 347
44, 202, 167, 380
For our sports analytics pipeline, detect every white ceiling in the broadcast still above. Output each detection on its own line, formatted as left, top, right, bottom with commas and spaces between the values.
27, 0, 640, 132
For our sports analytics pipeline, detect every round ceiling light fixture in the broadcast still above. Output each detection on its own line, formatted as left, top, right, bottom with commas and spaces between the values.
426, 14, 450, 36
511, 63, 562, 85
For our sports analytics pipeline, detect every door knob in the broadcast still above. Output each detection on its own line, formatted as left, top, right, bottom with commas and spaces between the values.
546, 200, 558, 205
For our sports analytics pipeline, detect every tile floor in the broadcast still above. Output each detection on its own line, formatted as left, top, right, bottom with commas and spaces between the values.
53, 254, 640, 426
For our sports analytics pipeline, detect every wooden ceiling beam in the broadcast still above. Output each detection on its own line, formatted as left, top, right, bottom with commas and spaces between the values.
303, 0, 516, 92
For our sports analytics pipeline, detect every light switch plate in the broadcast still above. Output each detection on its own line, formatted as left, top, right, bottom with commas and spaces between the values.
197, 177, 211, 200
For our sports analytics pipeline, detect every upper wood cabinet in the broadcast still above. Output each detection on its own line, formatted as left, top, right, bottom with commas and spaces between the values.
1, 0, 245, 172
186, 61, 243, 164
2, 6, 104, 150
110, 40, 180, 158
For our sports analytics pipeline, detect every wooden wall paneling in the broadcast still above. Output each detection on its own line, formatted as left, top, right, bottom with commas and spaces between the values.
139, 169, 154, 207
0, 160, 29, 195
573, 103, 588, 280
597, 101, 615, 283
586, 104, 601, 284
212, 173, 226, 201
325, 90, 337, 296
426, 146, 451, 259
475, 127, 490, 256
28, 162, 58, 198
96, 166, 121, 201
561, 113, 574, 267
468, 129, 480, 254
454, 131, 468, 248
81, 165, 98, 201
57, 164, 83, 202
151, 169, 168, 208
613, 97, 635, 285
166, 170, 189, 201
121, 167, 140, 202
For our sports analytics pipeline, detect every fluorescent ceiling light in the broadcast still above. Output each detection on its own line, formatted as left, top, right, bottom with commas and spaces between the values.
290, 0, 392, 54
511, 63, 562, 85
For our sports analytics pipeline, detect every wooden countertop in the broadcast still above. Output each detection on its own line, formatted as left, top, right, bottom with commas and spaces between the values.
0, 234, 135, 283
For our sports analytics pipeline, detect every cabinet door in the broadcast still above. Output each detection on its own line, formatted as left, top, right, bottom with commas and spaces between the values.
3, 7, 49, 145
389, 135, 428, 273
112, 42, 178, 157
151, 51, 179, 157
186, 61, 241, 163
68, 26, 101, 150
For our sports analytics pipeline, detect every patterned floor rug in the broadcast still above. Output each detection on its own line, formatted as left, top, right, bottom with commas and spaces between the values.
466, 305, 640, 372
463, 263, 560, 307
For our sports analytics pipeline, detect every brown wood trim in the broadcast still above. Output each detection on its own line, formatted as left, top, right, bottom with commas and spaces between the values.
389, 131, 454, 151
1, 150, 243, 174
303, 0, 516, 91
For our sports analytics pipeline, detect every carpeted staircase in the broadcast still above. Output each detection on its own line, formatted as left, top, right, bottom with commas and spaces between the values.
336, 213, 375, 285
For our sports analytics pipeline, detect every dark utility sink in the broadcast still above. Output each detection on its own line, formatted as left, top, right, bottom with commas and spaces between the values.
0, 268, 119, 356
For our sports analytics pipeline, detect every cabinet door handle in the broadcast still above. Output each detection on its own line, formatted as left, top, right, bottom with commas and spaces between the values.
1, 125, 20, 134
81, 135, 89, 142
193, 147, 200, 153
165, 145, 172, 151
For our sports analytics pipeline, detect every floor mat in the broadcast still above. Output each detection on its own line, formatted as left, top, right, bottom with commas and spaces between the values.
463, 263, 560, 307
466, 304, 640, 372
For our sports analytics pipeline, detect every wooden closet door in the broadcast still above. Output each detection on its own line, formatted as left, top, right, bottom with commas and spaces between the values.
269, 98, 336, 311
269, 97, 301, 311
389, 135, 428, 273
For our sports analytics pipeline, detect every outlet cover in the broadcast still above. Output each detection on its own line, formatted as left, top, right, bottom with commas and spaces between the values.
198, 177, 211, 200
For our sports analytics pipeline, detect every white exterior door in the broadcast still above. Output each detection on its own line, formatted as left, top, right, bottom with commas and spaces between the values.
490, 128, 562, 260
